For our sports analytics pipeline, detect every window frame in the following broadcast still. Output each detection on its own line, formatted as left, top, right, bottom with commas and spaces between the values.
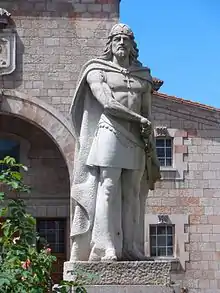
0, 138, 20, 170
145, 214, 189, 270
36, 218, 66, 254
149, 224, 175, 258
0, 132, 30, 169
154, 128, 188, 180
156, 137, 173, 168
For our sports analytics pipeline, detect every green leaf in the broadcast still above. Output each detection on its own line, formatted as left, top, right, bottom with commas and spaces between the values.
3, 156, 16, 165
0, 273, 11, 286
10, 181, 19, 189
75, 287, 87, 293
0, 192, 4, 200
11, 171, 22, 180
0, 278, 10, 286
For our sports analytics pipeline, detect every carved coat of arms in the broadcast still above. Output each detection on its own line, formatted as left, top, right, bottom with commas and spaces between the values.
0, 8, 16, 76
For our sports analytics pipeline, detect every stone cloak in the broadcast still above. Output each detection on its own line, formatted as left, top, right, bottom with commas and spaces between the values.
69, 58, 159, 240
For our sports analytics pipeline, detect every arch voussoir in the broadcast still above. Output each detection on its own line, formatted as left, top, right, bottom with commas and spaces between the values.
0, 90, 75, 176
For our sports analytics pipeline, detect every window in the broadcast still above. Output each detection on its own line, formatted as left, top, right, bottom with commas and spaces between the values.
0, 139, 20, 170
150, 224, 174, 257
145, 214, 189, 269
156, 138, 172, 167
36, 219, 66, 253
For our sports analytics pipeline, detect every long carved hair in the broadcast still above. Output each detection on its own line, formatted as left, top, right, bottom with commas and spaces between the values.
99, 35, 142, 67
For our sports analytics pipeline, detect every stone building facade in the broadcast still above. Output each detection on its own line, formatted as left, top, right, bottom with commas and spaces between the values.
0, 0, 219, 292
0, 0, 119, 283
148, 92, 220, 293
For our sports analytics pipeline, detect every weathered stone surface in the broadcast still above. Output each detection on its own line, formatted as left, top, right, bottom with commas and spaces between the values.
85, 286, 177, 293
69, 23, 160, 263
63, 261, 172, 286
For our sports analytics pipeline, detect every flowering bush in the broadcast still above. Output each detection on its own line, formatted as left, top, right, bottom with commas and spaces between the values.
0, 156, 57, 292
0, 157, 87, 293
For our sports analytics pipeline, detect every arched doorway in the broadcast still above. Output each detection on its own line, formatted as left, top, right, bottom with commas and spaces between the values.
0, 91, 75, 283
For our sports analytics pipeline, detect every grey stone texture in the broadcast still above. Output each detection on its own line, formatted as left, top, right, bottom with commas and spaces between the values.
84, 286, 177, 293
64, 261, 173, 286
0, 0, 119, 283
1, 0, 220, 292
0, 0, 119, 115
148, 94, 220, 292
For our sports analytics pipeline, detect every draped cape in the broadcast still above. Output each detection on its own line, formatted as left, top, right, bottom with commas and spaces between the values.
70, 59, 160, 238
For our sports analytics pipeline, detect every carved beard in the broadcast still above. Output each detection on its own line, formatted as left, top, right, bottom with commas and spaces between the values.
114, 48, 129, 59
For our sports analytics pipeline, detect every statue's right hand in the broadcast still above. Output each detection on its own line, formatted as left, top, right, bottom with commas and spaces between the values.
140, 117, 151, 126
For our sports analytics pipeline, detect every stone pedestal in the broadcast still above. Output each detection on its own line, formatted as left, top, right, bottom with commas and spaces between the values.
63, 261, 180, 293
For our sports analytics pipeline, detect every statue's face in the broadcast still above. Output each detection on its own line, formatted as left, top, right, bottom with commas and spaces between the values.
111, 33, 132, 59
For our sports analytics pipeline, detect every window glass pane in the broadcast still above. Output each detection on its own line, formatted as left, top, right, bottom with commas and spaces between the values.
157, 247, 166, 256
150, 225, 174, 257
167, 236, 173, 246
150, 235, 156, 246
167, 226, 174, 234
157, 235, 166, 246
37, 219, 65, 253
166, 158, 172, 166
157, 226, 166, 235
150, 225, 156, 235
151, 247, 156, 257
156, 138, 173, 168
59, 229, 65, 240
167, 247, 173, 256
159, 158, 165, 166
157, 148, 165, 157
0, 139, 20, 161
165, 139, 172, 147
156, 139, 165, 147
37, 221, 46, 230
46, 221, 55, 229
0, 139, 20, 171
165, 148, 172, 158
46, 233, 56, 243
58, 244, 65, 253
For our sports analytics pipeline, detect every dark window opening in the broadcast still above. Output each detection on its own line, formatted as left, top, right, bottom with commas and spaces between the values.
156, 138, 172, 167
0, 138, 20, 170
36, 219, 66, 254
150, 224, 175, 257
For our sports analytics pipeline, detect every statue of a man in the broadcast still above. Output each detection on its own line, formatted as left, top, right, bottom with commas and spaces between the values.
70, 23, 160, 262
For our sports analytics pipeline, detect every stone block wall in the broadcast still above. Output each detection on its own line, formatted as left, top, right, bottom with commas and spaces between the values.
0, 115, 70, 218
0, 0, 119, 114
149, 93, 220, 292
0, 0, 119, 270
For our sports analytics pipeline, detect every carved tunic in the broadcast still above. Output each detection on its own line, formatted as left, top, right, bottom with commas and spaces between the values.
86, 69, 147, 170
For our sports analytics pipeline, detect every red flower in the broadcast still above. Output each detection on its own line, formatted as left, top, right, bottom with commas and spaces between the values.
46, 248, 51, 254
21, 259, 31, 269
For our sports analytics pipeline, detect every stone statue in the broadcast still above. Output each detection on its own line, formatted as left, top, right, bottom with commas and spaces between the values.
70, 23, 161, 262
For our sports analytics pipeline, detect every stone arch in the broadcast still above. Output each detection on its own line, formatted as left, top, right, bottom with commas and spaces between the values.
0, 90, 75, 177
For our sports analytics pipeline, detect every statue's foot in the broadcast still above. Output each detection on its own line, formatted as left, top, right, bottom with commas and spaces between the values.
101, 248, 117, 261
89, 247, 102, 261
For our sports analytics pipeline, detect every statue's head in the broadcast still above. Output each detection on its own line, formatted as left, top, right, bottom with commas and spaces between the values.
100, 23, 142, 66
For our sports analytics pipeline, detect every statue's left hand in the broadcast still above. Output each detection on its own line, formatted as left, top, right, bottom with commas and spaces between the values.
140, 123, 152, 139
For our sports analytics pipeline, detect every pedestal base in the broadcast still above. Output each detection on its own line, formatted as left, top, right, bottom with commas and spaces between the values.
84, 285, 180, 293
63, 260, 178, 286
